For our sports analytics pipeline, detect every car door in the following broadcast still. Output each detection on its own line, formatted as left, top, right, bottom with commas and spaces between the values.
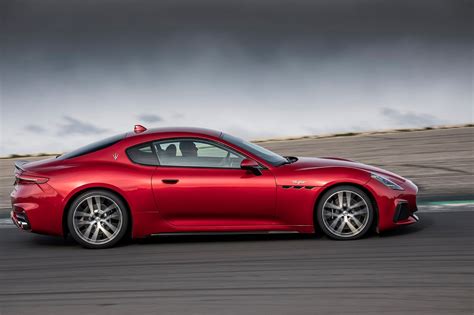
151, 138, 277, 227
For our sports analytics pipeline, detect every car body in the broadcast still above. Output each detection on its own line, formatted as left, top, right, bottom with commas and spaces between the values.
11, 126, 419, 248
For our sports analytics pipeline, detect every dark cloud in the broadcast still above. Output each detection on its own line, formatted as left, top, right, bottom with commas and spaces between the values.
381, 108, 443, 127
2, 0, 471, 67
25, 124, 46, 133
137, 114, 163, 123
58, 116, 108, 135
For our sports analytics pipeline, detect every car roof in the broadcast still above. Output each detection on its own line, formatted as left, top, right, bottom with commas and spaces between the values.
125, 127, 222, 139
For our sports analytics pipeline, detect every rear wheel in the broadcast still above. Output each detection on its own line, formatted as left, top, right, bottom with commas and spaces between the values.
316, 186, 374, 240
67, 190, 129, 249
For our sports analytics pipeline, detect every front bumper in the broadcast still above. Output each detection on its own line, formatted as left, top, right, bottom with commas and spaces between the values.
393, 201, 419, 224
367, 177, 419, 232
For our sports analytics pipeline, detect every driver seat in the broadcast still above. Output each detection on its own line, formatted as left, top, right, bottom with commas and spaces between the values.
164, 144, 177, 157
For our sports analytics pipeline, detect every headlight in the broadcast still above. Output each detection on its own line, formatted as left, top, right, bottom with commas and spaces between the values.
371, 173, 404, 190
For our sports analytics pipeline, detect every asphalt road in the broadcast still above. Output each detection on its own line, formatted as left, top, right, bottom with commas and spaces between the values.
0, 209, 472, 315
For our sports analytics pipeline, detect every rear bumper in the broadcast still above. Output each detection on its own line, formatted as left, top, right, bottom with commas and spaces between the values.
11, 210, 31, 231
10, 182, 63, 236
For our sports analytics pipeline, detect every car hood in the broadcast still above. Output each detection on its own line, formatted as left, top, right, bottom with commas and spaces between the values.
282, 157, 406, 182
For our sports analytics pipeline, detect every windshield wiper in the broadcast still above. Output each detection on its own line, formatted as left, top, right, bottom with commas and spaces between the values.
278, 156, 298, 166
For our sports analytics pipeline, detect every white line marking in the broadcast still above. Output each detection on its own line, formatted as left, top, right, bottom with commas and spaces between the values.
418, 204, 474, 213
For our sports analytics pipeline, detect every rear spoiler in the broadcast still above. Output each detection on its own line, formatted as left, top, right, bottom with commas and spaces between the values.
14, 160, 29, 172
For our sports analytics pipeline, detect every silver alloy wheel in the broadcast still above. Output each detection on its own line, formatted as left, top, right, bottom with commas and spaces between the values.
321, 190, 370, 238
72, 195, 123, 245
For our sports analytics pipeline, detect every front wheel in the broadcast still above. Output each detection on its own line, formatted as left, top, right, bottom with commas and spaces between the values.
316, 186, 374, 240
67, 190, 129, 249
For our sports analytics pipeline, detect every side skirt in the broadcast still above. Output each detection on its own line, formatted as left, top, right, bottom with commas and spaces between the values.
152, 231, 300, 236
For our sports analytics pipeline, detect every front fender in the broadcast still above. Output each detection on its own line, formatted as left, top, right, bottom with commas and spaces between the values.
275, 166, 372, 187
274, 167, 372, 226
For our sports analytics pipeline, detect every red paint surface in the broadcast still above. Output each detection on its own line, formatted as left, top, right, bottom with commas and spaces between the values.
10, 127, 418, 239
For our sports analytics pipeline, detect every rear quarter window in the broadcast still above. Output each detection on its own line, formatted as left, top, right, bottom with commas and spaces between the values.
126, 143, 158, 166
59, 133, 126, 160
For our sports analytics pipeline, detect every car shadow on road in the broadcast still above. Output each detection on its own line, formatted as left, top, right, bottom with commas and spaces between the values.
378, 213, 430, 238
28, 232, 318, 249
31, 234, 77, 247
134, 233, 319, 245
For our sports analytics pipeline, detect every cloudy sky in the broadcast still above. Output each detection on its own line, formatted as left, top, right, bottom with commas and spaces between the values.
1, 0, 472, 155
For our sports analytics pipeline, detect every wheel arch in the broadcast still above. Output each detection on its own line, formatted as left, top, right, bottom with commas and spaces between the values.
62, 186, 133, 238
313, 182, 379, 233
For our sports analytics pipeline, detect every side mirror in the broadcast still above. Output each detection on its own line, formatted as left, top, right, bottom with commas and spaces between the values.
240, 159, 262, 176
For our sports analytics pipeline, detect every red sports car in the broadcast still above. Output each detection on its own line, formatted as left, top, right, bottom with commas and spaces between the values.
11, 126, 419, 248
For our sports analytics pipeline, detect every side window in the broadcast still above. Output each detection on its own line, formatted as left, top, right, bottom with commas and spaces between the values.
126, 143, 158, 166
154, 139, 244, 168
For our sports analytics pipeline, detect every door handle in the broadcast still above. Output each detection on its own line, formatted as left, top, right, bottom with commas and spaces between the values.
162, 179, 179, 184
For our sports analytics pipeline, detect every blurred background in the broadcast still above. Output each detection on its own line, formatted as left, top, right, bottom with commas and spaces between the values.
1, 0, 472, 156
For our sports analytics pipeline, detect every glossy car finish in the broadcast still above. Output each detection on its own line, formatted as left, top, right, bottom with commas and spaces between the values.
11, 127, 418, 246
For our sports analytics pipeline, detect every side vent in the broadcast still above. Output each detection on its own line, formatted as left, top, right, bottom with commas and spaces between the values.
281, 185, 316, 190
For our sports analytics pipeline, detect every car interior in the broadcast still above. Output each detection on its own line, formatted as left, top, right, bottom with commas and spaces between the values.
126, 139, 245, 168
156, 140, 244, 168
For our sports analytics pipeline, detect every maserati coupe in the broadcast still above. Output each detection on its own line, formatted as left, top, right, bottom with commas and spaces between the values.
11, 125, 419, 248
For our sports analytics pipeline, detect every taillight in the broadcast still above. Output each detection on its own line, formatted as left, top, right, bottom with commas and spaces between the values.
15, 174, 49, 185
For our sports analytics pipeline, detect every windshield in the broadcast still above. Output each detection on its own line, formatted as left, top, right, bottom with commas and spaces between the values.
58, 133, 126, 160
222, 133, 287, 166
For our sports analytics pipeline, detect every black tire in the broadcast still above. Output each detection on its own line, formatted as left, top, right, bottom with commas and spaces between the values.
316, 185, 374, 240
67, 190, 129, 249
